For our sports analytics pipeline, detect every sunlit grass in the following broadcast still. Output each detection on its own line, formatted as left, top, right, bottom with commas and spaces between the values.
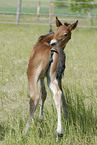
0, 24, 97, 145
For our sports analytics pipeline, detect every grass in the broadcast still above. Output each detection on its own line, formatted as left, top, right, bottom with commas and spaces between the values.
0, 23, 97, 145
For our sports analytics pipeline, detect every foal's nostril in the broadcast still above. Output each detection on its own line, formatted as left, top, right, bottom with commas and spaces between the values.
49, 42, 56, 47
50, 42, 56, 46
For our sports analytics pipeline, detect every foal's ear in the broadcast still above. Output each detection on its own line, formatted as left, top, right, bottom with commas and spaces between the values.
56, 17, 63, 27
68, 20, 78, 31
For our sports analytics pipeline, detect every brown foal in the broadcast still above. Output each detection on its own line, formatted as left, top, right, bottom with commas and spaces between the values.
26, 17, 78, 136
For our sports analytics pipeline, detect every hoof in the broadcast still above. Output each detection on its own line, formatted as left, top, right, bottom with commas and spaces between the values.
56, 133, 63, 142
58, 133, 63, 138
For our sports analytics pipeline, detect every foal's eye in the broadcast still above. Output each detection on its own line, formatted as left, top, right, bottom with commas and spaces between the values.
64, 34, 68, 37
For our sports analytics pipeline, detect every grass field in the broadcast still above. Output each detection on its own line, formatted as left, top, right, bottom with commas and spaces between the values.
0, 23, 97, 145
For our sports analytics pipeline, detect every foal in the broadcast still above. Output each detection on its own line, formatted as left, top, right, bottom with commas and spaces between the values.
27, 17, 78, 136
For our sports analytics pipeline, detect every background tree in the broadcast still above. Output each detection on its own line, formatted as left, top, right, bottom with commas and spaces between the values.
70, 0, 96, 25
70, 0, 94, 13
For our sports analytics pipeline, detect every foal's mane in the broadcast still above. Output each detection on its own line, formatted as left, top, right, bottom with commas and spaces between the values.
38, 31, 54, 41
38, 32, 54, 44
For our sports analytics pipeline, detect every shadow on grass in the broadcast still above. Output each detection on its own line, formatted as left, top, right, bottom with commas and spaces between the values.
0, 117, 25, 142
63, 87, 97, 136
0, 123, 16, 141
0, 124, 7, 141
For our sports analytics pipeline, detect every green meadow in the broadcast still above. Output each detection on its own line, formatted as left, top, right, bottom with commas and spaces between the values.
0, 23, 97, 145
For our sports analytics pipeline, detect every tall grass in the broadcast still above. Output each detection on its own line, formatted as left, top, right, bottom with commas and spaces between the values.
0, 23, 97, 145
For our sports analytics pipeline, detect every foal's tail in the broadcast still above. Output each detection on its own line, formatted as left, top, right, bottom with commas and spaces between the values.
56, 48, 66, 80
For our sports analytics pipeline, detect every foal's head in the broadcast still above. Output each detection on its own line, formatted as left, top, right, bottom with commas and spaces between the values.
50, 17, 78, 49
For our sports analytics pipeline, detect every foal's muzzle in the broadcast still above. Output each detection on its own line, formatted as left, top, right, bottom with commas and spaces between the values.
49, 39, 58, 47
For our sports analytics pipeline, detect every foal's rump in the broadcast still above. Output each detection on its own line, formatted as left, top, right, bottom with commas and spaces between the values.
27, 42, 52, 81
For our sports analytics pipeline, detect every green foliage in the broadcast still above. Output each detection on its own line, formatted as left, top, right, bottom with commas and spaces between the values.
70, 0, 94, 13
0, 23, 97, 145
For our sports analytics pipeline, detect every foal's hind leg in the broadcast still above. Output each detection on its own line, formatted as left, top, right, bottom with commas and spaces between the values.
38, 79, 47, 120
49, 79, 64, 135
29, 79, 39, 119
26, 76, 39, 132
58, 80, 68, 119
